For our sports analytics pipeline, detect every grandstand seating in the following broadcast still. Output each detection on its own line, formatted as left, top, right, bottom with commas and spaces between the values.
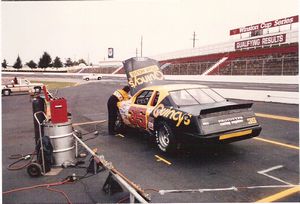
159, 43, 298, 75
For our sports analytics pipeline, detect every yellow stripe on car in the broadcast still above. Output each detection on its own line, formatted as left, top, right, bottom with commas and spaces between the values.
219, 130, 252, 140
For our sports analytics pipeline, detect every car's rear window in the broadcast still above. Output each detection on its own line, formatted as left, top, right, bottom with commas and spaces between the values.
169, 88, 225, 106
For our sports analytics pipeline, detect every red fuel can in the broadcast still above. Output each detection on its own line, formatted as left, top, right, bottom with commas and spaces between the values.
50, 98, 68, 124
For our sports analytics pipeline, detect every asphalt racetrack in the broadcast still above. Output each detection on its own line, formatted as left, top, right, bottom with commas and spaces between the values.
2, 79, 299, 203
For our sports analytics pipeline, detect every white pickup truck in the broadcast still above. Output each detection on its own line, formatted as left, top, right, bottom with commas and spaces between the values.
82, 74, 102, 81
2, 78, 44, 96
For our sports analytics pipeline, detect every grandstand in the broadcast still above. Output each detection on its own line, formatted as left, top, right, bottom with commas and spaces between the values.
153, 15, 298, 76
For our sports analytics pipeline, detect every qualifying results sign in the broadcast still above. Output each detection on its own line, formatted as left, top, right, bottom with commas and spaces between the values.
235, 34, 286, 49
230, 15, 298, 35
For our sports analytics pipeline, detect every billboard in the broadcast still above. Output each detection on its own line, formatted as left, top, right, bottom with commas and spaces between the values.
230, 15, 298, 35
235, 34, 286, 49
108, 48, 114, 58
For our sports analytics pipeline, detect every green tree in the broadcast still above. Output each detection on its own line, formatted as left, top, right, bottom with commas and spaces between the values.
52, 56, 63, 68
2, 59, 8, 68
13, 55, 22, 69
65, 58, 74, 67
26, 60, 37, 68
78, 59, 87, 65
38, 52, 52, 68
73, 60, 79, 66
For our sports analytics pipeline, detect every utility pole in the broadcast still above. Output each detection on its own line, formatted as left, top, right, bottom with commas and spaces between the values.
136, 48, 138, 57
191, 31, 198, 48
140, 35, 143, 57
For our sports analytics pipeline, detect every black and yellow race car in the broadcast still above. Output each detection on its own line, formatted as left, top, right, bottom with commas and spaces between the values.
116, 57, 261, 153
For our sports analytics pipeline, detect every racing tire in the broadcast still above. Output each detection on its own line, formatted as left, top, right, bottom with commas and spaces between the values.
97, 77, 102, 80
3, 89, 11, 96
85, 78, 89, 81
155, 121, 177, 153
27, 163, 42, 177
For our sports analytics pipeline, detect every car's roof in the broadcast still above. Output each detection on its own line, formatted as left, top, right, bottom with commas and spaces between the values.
142, 83, 208, 92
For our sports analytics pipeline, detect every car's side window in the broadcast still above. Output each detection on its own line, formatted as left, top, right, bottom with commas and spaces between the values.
135, 90, 153, 105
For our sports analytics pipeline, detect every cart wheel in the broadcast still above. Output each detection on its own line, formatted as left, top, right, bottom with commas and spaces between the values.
27, 163, 42, 177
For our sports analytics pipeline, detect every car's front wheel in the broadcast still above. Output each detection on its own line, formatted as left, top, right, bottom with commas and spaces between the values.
155, 121, 177, 153
97, 77, 102, 80
85, 78, 89, 81
2, 89, 11, 96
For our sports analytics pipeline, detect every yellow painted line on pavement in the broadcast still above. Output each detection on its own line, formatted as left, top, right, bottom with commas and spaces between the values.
155, 155, 172, 166
254, 137, 300, 150
73, 120, 107, 126
256, 186, 300, 202
115, 134, 125, 138
255, 113, 299, 123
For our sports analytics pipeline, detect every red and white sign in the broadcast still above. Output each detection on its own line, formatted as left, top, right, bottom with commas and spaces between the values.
230, 15, 298, 35
235, 34, 286, 49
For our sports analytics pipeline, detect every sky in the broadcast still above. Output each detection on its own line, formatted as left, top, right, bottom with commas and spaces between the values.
1, 0, 299, 65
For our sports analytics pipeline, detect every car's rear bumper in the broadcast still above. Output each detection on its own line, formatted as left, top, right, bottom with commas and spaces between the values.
182, 125, 262, 144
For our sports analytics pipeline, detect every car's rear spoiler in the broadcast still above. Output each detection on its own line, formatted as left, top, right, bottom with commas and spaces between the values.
199, 103, 253, 115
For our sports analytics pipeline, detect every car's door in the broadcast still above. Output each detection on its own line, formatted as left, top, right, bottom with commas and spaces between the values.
19, 79, 30, 92
128, 89, 157, 130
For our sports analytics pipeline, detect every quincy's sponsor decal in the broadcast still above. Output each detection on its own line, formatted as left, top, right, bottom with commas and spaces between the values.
218, 116, 244, 126
128, 65, 164, 88
152, 104, 192, 127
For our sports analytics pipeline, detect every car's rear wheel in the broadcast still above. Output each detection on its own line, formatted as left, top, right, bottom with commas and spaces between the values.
85, 78, 89, 81
97, 77, 102, 80
155, 121, 177, 153
3, 89, 11, 96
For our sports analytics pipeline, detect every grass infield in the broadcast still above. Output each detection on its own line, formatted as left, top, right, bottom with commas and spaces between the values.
31, 80, 77, 90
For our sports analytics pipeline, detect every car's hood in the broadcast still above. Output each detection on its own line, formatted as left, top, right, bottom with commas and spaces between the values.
123, 57, 165, 95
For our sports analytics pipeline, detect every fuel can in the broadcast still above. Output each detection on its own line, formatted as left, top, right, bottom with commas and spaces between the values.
50, 98, 68, 124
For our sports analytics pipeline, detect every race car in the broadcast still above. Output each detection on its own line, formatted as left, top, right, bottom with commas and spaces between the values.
115, 57, 261, 153
116, 83, 261, 153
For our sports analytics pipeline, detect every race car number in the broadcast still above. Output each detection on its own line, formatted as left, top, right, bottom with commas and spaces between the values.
128, 106, 147, 129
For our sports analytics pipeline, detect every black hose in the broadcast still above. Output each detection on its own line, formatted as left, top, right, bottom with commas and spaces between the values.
7, 152, 36, 171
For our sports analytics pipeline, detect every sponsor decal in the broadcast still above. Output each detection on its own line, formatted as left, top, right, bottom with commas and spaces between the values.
218, 116, 244, 126
235, 34, 286, 49
247, 117, 257, 124
152, 104, 192, 127
148, 117, 154, 130
230, 15, 298, 35
202, 122, 210, 126
128, 65, 164, 88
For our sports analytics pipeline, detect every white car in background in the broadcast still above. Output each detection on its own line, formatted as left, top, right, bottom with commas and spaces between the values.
82, 74, 103, 81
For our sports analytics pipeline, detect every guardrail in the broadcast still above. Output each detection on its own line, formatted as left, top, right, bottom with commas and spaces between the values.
2, 72, 298, 84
